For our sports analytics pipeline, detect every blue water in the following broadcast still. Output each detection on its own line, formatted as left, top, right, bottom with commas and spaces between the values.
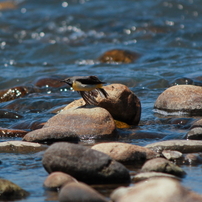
1, 0, 202, 201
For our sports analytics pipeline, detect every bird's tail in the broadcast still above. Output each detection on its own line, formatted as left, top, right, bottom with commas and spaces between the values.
96, 88, 108, 98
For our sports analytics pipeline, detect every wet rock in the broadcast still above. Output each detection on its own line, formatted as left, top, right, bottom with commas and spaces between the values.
42, 142, 130, 184
141, 157, 186, 177
10, 119, 44, 130
0, 109, 23, 119
162, 150, 182, 160
65, 84, 141, 125
145, 140, 202, 153
34, 75, 66, 88
23, 106, 116, 143
110, 177, 202, 202
186, 127, 202, 140
0, 141, 47, 153
133, 171, 180, 182
0, 178, 29, 200
98, 49, 140, 63
0, 86, 32, 103
91, 142, 158, 163
0, 127, 27, 138
23, 126, 79, 143
183, 153, 202, 165
190, 118, 202, 128
154, 85, 202, 115
59, 182, 108, 202
44, 172, 77, 190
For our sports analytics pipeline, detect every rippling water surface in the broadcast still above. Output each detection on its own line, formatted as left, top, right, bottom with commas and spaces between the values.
1, 0, 202, 201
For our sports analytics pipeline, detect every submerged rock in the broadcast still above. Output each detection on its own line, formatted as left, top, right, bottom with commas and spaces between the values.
145, 140, 202, 153
59, 182, 108, 202
98, 49, 140, 63
34, 75, 66, 88
0, 179, 29, 200
44, 172, 77, 190
42, 142, 130, 184
92, 142, 158, 163
65, 84, 141, 125
0, 127, 27, 138
110, 177, 202, 202
154, 85, 202, 115
0, 86, 31, 103
23, 106, 116, 143
141, 157, 186, 177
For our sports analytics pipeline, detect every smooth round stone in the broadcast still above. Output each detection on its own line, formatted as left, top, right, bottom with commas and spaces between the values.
154, 85, 202, 115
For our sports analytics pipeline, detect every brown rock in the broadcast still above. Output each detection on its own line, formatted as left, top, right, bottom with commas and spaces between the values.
34, 75, 65, 88
44, 172, 77, 189
23, 126, 79, 143
0, 141, 47, 153
145, 140, 202, 153
0, 1, 17, 10
64, 84, 141, 125
0, 127, 27, 138
154, 85, 202, 115
141, 157, 186, 177
42, 142, 131, 184
92, 142, 158, 163
23, 106, 116, 143
0, 86, 31, 103
111, 177, 202, 202
59, 182, 108, 202
98, 49, 140, 63
0, 179, 29, 200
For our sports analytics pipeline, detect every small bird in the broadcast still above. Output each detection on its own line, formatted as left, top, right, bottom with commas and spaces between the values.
61, 76, 108, 105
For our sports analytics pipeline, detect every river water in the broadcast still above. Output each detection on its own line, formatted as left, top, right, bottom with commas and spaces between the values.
1, 0, 202, 201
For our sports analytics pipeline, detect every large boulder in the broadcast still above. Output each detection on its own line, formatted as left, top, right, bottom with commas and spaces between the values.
42, 142, 130, 184
23, 106, 116, 143
154, 85, 202, 115
64, 84, 141, 125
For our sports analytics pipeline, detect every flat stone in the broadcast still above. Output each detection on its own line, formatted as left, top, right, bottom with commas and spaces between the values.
145, 140, 202, 153
133, 172, 180, 182
154, 85, 202, 115
92, 142, 158, 163
0, 141, 47, 153
59, 182, 108, 202
42, 142, 130, 184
